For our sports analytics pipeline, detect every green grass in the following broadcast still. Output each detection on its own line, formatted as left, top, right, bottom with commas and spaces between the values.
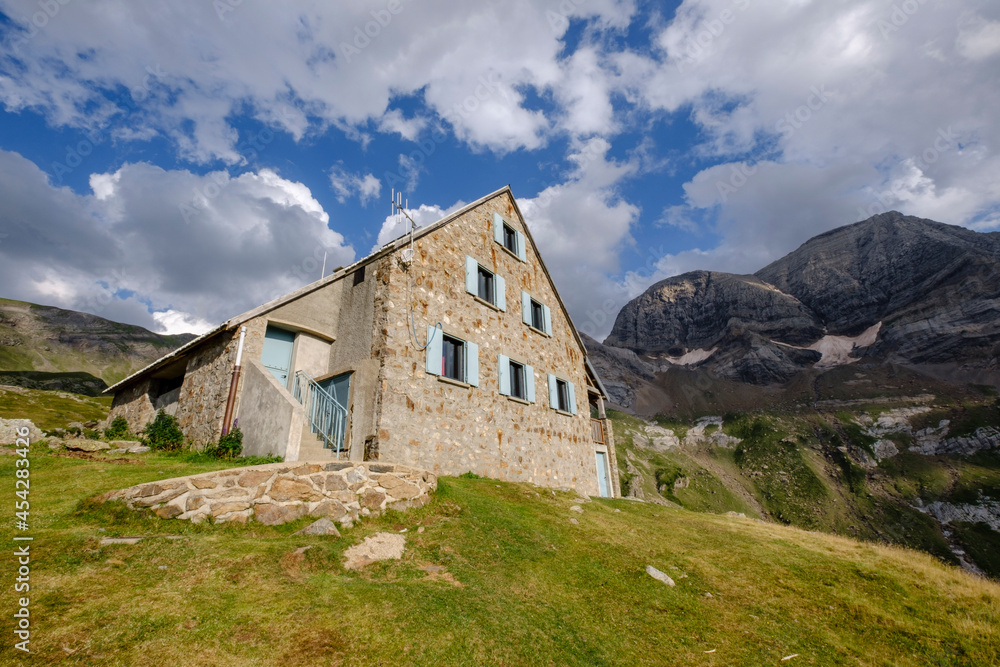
1, 449, 999, 665
0, 385, 112, 430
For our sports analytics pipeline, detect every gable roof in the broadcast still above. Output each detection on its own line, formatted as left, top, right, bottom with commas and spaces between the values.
106, 185, 600, 395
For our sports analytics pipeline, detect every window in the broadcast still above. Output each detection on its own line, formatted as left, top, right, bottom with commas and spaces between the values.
425, 326, 480, 386
498, 355, 534, 402
510, 360, 525, 400
466, 256, 506, 310
521, 291, 552, 335
477, 265, 494, 304
442, 335, 465, 382
547, 374, 576, 414
503, 223, 518, 255
531, 299, 544, 330
352, 265, 365, 286
492, 212, 526, 262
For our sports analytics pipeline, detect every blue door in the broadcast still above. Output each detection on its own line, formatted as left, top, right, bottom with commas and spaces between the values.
261, 326, 295, 387
595, 451, 611, 498
319, 372, 351, 448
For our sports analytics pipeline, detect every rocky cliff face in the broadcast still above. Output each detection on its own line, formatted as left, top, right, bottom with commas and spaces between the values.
604, 212, 1000, 386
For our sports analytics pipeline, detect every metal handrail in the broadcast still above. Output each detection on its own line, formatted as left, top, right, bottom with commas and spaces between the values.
292, 370, 348, 455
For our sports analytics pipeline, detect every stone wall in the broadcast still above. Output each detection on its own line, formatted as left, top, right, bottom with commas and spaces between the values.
108, 378, 157, 433
107, 461, 435, 525
372, 190, 612, 497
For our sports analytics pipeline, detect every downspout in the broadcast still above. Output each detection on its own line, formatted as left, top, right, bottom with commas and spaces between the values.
221, 326, 247, 436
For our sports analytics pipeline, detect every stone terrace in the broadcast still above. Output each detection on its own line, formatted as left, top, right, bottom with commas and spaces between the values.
105, 462, 436, 526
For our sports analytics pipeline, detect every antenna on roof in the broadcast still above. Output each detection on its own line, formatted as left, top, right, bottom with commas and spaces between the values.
391, 188, 417, 265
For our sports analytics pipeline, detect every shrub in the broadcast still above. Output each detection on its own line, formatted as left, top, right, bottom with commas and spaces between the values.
143, 410, 184, 451
211, 427, 243, 460
104, 416, 131, 440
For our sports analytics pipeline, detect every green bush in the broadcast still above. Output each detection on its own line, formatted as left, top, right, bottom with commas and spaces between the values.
104, 416, 131, 440
208, 427, 243, 460
142, 410, 184, 451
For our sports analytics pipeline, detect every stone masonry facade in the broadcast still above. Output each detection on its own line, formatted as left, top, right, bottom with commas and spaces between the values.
371, 191, 606, 496
106, 462, 435, 525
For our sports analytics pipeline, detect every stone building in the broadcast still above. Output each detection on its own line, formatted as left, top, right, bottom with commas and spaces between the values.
106, 186, 620, 497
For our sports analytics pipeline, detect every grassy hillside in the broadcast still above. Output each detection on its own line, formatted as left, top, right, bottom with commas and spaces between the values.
1, 447, 998, 665
611, 390, 1000, 579
0, 297, 195, 387
0, 385, 112, 430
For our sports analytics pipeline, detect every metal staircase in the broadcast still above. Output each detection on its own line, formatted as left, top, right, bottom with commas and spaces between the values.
292, 370, 348, 457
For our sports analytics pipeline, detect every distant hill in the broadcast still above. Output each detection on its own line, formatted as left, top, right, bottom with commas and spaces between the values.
0, 297, 196, 389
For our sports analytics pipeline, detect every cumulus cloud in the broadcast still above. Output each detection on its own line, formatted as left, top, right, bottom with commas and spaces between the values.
0, 0, 637, 160
329, 165, 382, 205
610, 0, 1000, 309
0, 149, 354, 333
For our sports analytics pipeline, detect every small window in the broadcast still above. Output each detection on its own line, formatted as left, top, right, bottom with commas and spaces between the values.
352, 266, 365, 286
498, 354, 534, 402
503, 223, 518, 255
547, 373, 576, 414
556, 378, 570, 412
530, 299, 544, 330
493, 212, 526, 262
442, 334, 465, 382
478, 266, 494, 304
522, 291, 551, 335
509, 360, 525, 400
466, 256, 505, 310
425, 326, 479, 386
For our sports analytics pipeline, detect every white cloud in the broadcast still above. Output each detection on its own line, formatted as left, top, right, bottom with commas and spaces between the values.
611, 0, 1000, 310
151, 309, 215, 336
374, 202, 465, 250
0, 148, 354, 333
329, 165, 382, 206
519, 138, 639, 339
0, 0, 638, 160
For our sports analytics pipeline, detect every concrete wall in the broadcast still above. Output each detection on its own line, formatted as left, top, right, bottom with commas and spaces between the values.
268, 280, 342, 340
371, 190, 610, 497
237, 358, 305, 459
326, 261, 388, 460
291, 333, 331, 380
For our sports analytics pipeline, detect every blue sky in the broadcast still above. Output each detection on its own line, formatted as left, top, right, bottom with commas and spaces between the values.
0, 0, 998, 339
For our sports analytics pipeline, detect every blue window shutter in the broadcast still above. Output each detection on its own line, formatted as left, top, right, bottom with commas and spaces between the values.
466, 341, 479, 386
525, 365, 535, 403
516, 230, 526, 262
498, 354, 510, 395
542, 304, 552, 335
465, 256, 478, 295
548, 374, 558, 409
568, 381, 577, 415
425, 326, 442, 375
495, 274, 506, 311
493, 212, 504, 244
521, 291, 531, 325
